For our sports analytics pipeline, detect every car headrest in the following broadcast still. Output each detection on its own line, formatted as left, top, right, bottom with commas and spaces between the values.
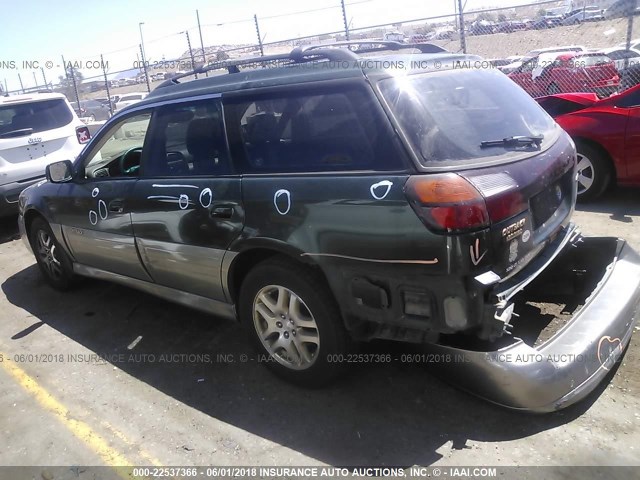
244, 112, 279, 144
186, 117, 223, 159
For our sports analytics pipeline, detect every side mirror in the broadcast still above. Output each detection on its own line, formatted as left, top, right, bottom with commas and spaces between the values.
46, 160, 74, 183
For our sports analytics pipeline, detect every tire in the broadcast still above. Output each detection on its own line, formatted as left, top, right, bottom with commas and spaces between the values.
238, 256, 352, 386
575, 142, 612, 202
29, 217, 76, 290
547, 83, 561, 95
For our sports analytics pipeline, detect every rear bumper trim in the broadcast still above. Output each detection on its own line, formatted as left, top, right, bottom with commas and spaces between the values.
426, 237, 640, 412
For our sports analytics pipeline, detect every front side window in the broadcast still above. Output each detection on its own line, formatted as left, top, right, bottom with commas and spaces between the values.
0, 99, 73, 136
143, 99, 229, 177
231, 87, 402, 173
379, 69, 559, 166
83, 113, 151, 178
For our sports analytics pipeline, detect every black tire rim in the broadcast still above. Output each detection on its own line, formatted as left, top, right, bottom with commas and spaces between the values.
35, 229, 64, 281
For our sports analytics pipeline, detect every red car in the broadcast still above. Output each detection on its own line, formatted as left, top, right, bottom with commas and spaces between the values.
537, 86, 640, 200
509, 52, 619, 98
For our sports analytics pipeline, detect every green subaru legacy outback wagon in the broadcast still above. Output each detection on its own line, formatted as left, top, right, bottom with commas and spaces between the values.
18, 42, 640, 411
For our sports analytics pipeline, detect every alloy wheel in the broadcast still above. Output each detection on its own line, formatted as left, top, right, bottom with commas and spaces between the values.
576, 153, 595, 195
252, 285, 320, 370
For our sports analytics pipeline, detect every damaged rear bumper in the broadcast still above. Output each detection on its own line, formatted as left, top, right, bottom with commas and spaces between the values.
425, 236, 640, 412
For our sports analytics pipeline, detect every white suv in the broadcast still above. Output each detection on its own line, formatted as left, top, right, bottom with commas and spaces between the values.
0, 92, 90, 217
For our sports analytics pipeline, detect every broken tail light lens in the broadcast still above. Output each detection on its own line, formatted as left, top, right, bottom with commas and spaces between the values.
75, 126, 91, 144
404, 174, 490, 233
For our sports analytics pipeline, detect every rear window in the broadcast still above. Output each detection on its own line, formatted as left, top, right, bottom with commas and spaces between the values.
379, 69, 558, 166
0, 99, 73, 135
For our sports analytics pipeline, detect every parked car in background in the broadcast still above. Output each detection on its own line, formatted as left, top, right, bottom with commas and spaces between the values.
113, 92, 148, 112
562, 6, 605, 25
509, 51, 619, 98
151, 72, 167, 81
0, 92, 90, 216
537, 85, 640, 200
94, 97, 116, 111
469, 20, 495, 35
70, 100, 111, 121
495, 20, 526, 33
109, 79, 120, 88
601, 46, 640, 72
499, 45, 587, 75
532, 14, 563, 29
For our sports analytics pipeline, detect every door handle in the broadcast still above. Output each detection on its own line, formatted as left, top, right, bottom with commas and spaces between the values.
109, 200, 124, 213
210, 206, 234, 219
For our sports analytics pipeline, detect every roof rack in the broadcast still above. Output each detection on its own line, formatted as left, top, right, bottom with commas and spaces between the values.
157, 40, 447, 89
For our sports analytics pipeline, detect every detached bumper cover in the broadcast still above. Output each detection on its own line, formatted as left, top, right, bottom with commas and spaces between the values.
425, 237, 640, 412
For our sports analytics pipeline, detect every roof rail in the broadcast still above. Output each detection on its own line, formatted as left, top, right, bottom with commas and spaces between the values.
156, 40, 447, 89
157, 47, 358, 90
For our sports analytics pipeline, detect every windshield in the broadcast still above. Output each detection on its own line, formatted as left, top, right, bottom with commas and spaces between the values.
0, 98, 73, 135
379, 69, 558, 166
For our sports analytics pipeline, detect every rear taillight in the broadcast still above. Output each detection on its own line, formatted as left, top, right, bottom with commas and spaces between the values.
405, 174, 489, 233
405, 174, 527, 234
76, 126, 91, 144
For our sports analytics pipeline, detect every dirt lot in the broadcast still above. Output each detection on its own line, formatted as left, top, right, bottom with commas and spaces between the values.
0, 189, 639, 475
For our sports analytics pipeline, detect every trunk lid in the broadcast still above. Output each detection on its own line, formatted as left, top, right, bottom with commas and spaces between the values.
461, 134, 576, 278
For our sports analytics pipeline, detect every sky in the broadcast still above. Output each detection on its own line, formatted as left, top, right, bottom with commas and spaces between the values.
0, 0, 565, 92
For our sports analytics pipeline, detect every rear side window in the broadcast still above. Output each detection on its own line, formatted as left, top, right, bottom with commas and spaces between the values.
0, 99, 73, 135
229, 87, 402, 173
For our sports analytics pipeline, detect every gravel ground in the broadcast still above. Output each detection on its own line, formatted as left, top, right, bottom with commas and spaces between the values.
0, 188, 638, 474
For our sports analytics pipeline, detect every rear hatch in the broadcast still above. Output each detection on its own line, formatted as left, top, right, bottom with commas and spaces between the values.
0, 97, 84, 185
377, 65, 576, 278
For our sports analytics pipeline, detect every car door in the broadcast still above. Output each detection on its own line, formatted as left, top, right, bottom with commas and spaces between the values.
54, 110, 153, 281
129, 96, 243, 301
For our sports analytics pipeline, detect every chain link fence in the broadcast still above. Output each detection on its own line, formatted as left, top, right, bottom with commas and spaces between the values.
4, 0, 640, 123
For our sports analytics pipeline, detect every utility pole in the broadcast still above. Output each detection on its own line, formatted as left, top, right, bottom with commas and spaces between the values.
185, 30, 198, 79
17, 73, 24, 94
101, 54, 113, 116
139, 22, 147, 65
254, 15, 264, 56
341, 0, 350, 40
196, 10, 209, 77
140, 44, 151, 93
41, 67, 47, 89
457, 0, 467, 54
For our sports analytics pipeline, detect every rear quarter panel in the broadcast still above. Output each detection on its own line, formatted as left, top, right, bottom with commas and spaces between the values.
555, 107, 629, 180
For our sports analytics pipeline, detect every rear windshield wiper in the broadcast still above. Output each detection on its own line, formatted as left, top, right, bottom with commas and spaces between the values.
0, 128, 34, 139
480, 135, 544, 149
